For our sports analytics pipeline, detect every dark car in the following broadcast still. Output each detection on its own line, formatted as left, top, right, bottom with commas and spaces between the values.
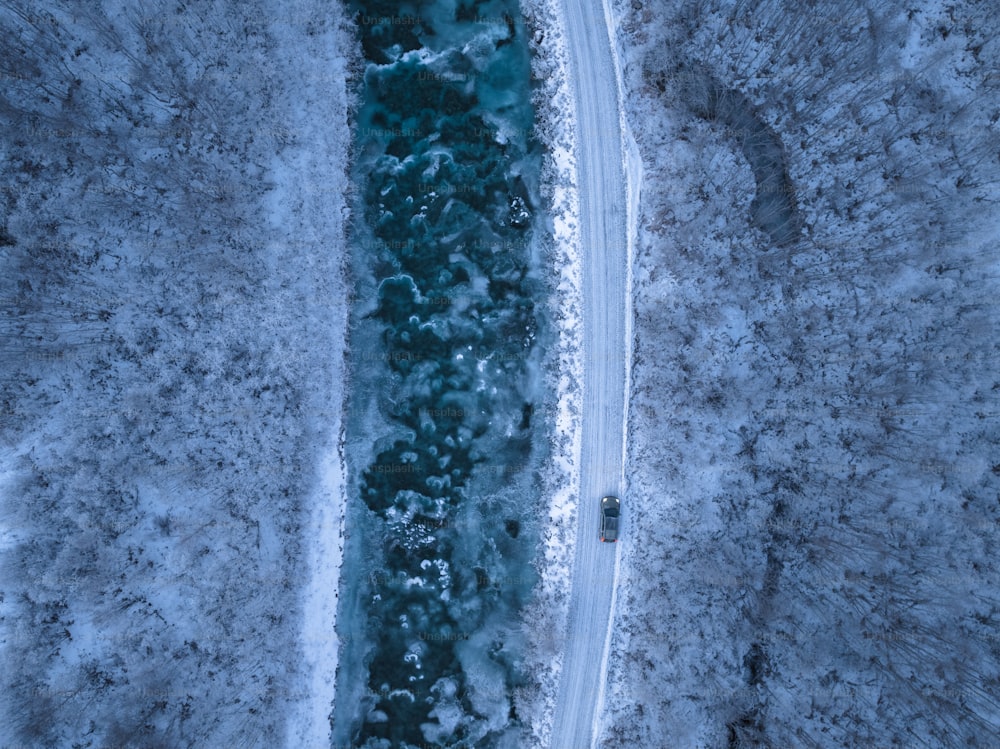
600, 495, 620, 542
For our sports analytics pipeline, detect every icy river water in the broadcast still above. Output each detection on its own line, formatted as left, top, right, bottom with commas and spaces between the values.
334, 2, 546, 746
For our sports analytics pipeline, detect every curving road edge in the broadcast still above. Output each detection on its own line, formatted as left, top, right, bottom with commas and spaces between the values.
550, 0, 639, 746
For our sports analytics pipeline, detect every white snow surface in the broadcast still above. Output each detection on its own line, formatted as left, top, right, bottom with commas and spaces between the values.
540, 0, 633, 746
519, 0, 641, 743
273, 4, 354, 746
516, 0, 585, 745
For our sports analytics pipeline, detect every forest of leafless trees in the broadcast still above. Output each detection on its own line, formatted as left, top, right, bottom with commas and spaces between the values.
0, 2, 350, 746
605, 0, 1000, 746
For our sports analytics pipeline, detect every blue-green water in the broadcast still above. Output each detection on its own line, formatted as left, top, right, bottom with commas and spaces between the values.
342, 1, 543, 746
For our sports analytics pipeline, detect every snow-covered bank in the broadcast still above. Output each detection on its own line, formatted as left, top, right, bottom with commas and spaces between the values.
274, 3, 355, 746
604, 0, 1000, 745
0, 2, 353, 746
516, 0, 585, 744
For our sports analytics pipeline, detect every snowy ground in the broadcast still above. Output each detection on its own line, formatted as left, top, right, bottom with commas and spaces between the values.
516, 0, 641, 744
543, 0, 635, 746
9, 0, 998, 746
0, 2, 353, 746
601, 0, 1000, 746
515, 0, 584, 745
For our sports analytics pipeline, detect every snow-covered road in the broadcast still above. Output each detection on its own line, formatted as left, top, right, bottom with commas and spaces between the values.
550, 0, 636, 745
